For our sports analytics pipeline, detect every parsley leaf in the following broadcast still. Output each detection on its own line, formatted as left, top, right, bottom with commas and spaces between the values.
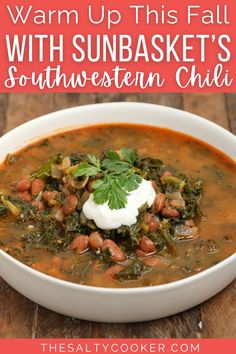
122, 172, 142, 192
73, 162, 100, 177
105, 150, 120, 160
120, 148, 137, 165
93, 175, 128, 210
73, 154, 101, 177
87, 154, 101, 169
72, 149, 142, 209
101, 159, 130, 174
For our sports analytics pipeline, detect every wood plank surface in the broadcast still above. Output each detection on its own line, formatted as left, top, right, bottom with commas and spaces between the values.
0, 93, 235, 338
1, 94, 37, 338
0, 94, 8, 134
201, 281, 236, 338
227, 93, 236, 135
183, 93, 229, 129
0, 94, 54, 338
0, 93, 37, 338
5, 94, 54, 133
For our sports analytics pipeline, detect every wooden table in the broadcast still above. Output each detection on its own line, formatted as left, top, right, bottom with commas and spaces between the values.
0, 93, 235, 338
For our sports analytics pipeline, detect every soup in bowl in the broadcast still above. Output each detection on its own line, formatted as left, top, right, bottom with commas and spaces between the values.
0, 102, 235, 322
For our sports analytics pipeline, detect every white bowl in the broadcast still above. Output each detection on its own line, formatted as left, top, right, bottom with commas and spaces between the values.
0, 102, 235, 323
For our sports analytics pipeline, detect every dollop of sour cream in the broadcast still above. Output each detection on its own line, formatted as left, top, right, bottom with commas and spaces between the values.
82, 179, 156, 230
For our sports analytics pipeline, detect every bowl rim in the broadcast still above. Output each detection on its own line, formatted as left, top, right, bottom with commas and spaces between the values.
1, 248, 235, 294
0, 101, 235, 294
1, 101, 236, 153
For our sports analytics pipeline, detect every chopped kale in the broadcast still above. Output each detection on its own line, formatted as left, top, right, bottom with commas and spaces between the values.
4, 153, 19, 165
0, 202, 8, 217
31, 153, 63, 179
0, 148, 205, 282
136, 157, 164, 181
180, 175, 203, 219
116, 259, 150, 281
161, 175, 185, 193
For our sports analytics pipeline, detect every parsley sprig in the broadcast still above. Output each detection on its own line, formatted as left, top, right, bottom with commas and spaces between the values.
73, 149, 142, 210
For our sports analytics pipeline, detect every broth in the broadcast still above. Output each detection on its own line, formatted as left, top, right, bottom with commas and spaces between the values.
0, 123, 235, 288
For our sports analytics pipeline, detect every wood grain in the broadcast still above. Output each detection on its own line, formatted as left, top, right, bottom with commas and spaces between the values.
183, 93, 229, 129
201, 281, 236, 338
226, 93, 236, 135
5, 94, 54, 133
0, 94, 8, 134
53, 93, 97, 109
0, 280, 35, 338
0, 94, 55, 338
1, 94, 37, 338
97, 93, 182, 109
0, 93, 235, 338
95, 309, 201, 338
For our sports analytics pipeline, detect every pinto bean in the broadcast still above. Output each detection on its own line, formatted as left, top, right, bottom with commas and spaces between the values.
149, 219, 160, 232
144, 213, 160, 232
105, 264, 125, 278
136, 249, 148, 258
62, 194, 78, 216
42, 191, 58, 202
31, 178, 45, 195
161, 171, 172, 179
51, 256, 63, 268
139, 236, 156, 253
62, 206, 72, 216
151, 180, 159, 193
152, 193, 166, 214
161, 207, 180, 218
145, 213, 152, 223
16, 177, 31, 192
136, 248, 157, 258
16, 191, 32, 202
170, 199, 185, 209
89, 231, 103, 250
31, 200, 44, 211
69, 234, 89, 254
102, 239, 126, 262
143, 257, 163, 267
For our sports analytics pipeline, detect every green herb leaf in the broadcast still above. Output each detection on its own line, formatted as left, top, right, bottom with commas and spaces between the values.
121, 148, 137, 165
116, 259, 149, 281
73, 154, 101, 177
108, 179, 129, 210
73, 162, 100, 177
87, 154, 101, 169
93, 176, 111, 205
122, 173, 142, 192
101, 159, 130, 174
161, 175, 185, 193
91, 179, 103, 189
72, 149, 142, 209
105, 150, 120, 160
93, 176, 128, 210
31, 154, 62, 179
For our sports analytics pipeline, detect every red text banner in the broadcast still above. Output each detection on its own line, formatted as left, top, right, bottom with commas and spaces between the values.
0, 339, 236, 354
0, 0, 235, 92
